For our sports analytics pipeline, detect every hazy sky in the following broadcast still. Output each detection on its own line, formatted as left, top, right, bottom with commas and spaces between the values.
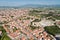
0, 0, 60, 6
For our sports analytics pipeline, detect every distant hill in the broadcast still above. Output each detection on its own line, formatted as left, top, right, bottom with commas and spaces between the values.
0, 4, 60, 8
20, 4, 60, 8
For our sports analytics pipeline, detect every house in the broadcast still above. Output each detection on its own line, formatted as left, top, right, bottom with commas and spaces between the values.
31, 19, 41, 27
32, 22, 41, 27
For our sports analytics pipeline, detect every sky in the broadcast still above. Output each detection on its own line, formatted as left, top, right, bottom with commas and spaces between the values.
0, 0, 60, 6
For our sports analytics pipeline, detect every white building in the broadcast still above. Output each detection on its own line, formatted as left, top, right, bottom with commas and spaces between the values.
39, 20, 54, 27
32, 19, 54, 27
56, 20, 60, 28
